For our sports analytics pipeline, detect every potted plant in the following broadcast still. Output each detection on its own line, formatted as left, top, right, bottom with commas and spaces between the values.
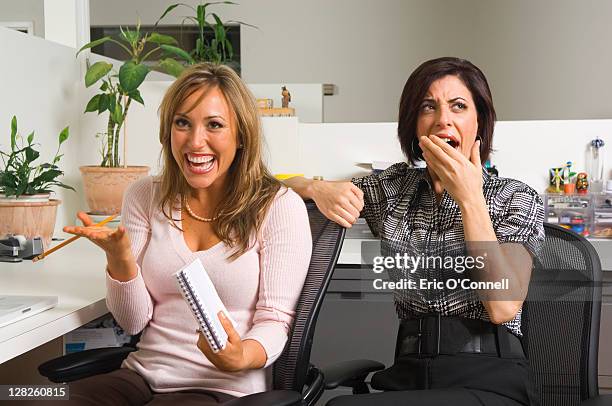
155, 1, 255, 76
0, 116, 73, 249
77, 22, 180, 215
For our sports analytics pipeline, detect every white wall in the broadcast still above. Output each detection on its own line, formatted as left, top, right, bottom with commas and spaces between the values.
266, 120, 612, 194
0, 0, 45, 37
88, 0, 612, 122
3, 22, 612, 243
472, 0, 612, 121
0, 26, 82, 234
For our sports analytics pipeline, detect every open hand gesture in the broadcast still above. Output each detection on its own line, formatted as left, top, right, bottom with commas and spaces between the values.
63, 211, 136, 281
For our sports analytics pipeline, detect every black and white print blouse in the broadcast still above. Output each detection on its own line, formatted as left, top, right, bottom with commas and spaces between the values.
352, 162, 545, 336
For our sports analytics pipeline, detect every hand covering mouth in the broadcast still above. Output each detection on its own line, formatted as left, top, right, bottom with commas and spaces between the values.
433, 133, 460, 149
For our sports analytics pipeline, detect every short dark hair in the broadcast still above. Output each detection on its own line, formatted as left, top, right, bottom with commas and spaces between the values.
398, 57, 496, 165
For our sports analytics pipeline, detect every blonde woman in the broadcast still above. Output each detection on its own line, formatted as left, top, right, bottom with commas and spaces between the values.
59, 63, 312, 405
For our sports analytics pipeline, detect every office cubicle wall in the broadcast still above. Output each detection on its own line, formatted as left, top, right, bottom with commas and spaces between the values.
280, 120, 612, 191
0, 26, 83, 234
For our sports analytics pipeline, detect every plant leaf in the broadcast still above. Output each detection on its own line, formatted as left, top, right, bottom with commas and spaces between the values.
16, 182, 28, 197
85, 94, 101, 113
100, 81, 108, 91
109, 95, 117, 114
98, 94, 110, 114
77, 36, 112, 55
112, 102, 123, 125
119, 61, 150, 93
27, 131, 34, 146
25, 146, 40, 163
148, 32, 178, 46
120, 26, 138, 46
128, 89, 145, 105
197, 4, 206, 30
59, 127, 69, 145
10, 116, 17, 151
155, 4, 181, 26
225, 39, 233, 59
85, 61, 113, 87
52, 182, 76, 192
159, 58, 185, 78
1, 172, 17, 188
212, 13, 226, 43
161, 45, 195, 64
32, 169, 62, 186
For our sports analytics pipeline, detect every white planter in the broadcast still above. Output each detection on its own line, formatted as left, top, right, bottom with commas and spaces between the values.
0, 193, 51, 203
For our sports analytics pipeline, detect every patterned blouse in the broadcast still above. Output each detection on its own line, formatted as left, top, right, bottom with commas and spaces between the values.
352, 162, 544, 336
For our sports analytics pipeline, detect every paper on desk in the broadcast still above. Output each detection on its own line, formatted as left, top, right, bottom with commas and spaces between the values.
63, 328, 119, 354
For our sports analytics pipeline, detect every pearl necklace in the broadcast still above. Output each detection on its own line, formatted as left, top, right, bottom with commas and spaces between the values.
184, 200, 217, 222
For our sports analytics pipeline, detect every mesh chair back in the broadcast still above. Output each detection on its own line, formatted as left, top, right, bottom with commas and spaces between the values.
272, 201, 346, 392
522, 223, 602, 406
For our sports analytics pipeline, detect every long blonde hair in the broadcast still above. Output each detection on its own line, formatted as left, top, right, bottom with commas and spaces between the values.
158, 63, 282, 260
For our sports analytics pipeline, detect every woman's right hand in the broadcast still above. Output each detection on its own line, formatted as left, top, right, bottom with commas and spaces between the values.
311, 181, 364, 228
64, 212, 137, 281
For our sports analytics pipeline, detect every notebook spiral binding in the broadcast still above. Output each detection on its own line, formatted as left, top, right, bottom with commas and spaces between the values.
177, 271, 223, 352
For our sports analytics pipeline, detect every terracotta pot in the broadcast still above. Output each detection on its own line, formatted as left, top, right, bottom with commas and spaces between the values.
0, 198, 60, 250
79, 166, 150, 215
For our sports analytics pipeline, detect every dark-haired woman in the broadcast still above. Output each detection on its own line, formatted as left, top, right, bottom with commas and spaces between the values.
285, 57, 543, 405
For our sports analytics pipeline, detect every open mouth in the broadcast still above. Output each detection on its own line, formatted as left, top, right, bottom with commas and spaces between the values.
441, 138, 459, 149
185, 153, 215, 174
433, 134, 460, 149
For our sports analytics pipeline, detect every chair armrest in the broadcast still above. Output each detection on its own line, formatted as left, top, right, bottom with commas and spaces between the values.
321, 359, 385, 390
223, 390, 302, 406
38, 347, 136, 383
581, 395, 612, 406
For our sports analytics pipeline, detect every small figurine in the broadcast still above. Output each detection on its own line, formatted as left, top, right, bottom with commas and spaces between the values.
281, 86, 291, 108
548, 167, 563, 193
562, 161, 575, 185
576, 172, 589, 194
484, 160, 498, 177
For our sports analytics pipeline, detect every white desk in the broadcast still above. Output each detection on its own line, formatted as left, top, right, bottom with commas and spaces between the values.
0, 240, 108, 364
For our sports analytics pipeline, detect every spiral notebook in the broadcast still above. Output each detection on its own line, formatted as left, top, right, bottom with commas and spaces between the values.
174, 258, 233, 353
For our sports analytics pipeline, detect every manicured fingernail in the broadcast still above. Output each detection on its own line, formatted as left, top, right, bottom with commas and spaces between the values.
219, 311, 226, 320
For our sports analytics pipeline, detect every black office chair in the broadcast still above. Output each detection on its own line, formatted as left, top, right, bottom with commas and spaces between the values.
39, 201, 346, 406
321, 223, 612, 406
523, 223, 610, 406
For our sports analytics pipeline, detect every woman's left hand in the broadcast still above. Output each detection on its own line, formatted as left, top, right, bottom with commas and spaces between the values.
419, 135, 484, 207
196, 311, 248, 372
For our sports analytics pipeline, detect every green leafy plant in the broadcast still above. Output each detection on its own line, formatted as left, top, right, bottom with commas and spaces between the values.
0, 116, 74, 198
155, 1, 255, 75
77, 22, 181, 167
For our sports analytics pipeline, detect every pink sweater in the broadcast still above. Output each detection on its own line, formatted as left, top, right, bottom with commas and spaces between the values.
105, 176, 312, 397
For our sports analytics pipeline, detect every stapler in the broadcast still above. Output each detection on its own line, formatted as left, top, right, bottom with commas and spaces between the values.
0, 235, 44, 262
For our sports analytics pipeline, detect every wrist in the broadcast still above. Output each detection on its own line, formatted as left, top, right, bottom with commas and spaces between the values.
307, 178, 322, 200
241, 339, 266, 370
239, 343, 251, 371
458, 194, 487, 213
106, 254, 137, 282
